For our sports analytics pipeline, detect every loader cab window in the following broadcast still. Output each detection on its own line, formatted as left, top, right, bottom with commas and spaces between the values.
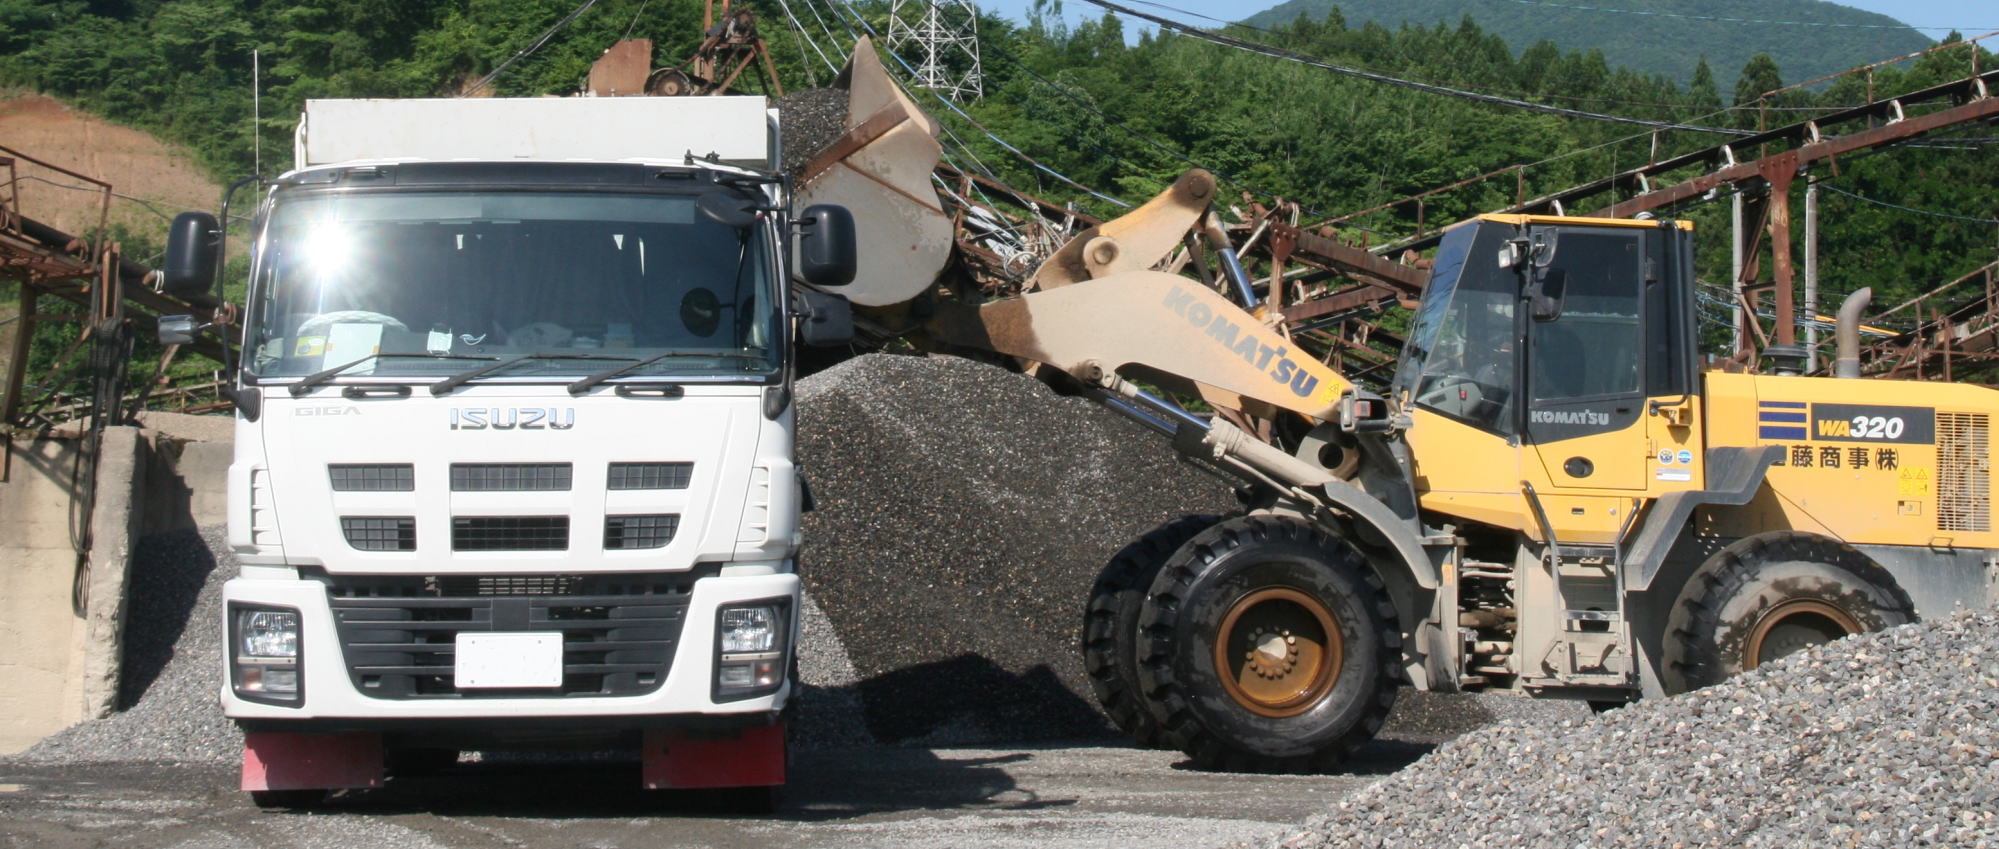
1394, 223, 1519, 435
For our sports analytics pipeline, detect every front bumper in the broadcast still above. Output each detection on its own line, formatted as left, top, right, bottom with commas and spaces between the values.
220, 571, 798, 722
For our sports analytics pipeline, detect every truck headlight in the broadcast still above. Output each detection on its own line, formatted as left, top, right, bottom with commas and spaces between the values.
230, 604, 302, 705
714, 601, 789, 701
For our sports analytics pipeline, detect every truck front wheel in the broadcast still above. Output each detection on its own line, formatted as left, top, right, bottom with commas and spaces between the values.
1664, 531, 1914, 694
1136, 515, 1399, 773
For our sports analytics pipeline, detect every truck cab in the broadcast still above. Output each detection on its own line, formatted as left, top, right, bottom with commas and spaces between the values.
159, 96, 854, 806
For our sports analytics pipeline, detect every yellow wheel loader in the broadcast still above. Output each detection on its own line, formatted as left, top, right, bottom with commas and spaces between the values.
921, 177, 1992, 771
800, 46, 1996, 773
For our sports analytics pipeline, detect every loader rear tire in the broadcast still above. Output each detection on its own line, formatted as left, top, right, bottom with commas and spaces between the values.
1136, 515, 1399, 773
1664, 531, 1914, 695
1082, 515, 1220, 748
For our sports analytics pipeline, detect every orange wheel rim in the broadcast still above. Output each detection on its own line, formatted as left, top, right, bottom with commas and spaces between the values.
1744, 599, 1862, 669
1212, 587, 1342, 718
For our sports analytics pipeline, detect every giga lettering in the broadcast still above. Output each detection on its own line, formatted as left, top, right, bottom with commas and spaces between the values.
1162, 286, 1321, 398
450, 408, 576, 431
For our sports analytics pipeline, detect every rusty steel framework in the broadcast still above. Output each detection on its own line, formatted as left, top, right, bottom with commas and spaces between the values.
1306, 37, 1999, 378
1864, 259, 1999, 381
586, 2, 784, 98
0, 144, 229, 434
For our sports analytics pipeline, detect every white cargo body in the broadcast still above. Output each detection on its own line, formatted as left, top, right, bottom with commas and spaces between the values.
180, 93, 853, 808
295, 97, 776, 167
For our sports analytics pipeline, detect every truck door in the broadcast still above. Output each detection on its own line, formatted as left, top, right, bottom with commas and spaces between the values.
1523, 225, 1648, 491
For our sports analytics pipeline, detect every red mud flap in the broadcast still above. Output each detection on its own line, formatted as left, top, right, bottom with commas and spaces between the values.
242, 732, 386, 792
641, 723, 786, 789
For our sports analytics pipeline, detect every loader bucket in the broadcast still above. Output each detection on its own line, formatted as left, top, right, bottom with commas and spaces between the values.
793, 36, 954, 308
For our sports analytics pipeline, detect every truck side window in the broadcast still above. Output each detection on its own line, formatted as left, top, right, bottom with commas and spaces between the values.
1529, 231, 1642, 401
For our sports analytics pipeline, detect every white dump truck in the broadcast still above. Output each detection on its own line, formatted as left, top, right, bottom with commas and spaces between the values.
156, 95, 856, 808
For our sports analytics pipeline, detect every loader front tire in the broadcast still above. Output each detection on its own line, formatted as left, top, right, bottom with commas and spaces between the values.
1082, 514, 1220, 748
1664, 531, 1914, 694
1136, 515, 1399, 773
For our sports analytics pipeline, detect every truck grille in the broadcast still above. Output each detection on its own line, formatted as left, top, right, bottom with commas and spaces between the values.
451, 463, 572, 491
452, 516, 569, 551
342, 517, 417, 551
329, 464, 415, 492
607, 462, 692, 490
1938, 412, 1991, 533
604, 515, 679, 550
325, 572, 702, 699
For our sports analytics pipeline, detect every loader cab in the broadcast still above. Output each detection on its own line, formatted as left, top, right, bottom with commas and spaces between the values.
1395, 215, 1701, 495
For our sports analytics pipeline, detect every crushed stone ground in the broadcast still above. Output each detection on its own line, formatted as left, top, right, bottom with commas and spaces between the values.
1265, 611, 1999, 849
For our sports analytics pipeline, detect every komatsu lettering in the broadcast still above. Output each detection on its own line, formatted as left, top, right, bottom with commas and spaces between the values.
1164, 286, 1320, 398
1531, 409, 1611, 426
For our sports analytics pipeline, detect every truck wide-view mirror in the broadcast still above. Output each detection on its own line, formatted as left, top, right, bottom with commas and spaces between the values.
161, 211, 220, 299
796, 288, 854, 346
797, 204, 857, 288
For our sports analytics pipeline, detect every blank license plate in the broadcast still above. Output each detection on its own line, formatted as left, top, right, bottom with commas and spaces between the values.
455, 633, 563, 689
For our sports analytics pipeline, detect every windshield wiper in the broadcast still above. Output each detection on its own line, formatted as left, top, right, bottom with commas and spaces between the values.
288, 352, 497, 397
566, 351, 767, 395
428, 352, 637, 396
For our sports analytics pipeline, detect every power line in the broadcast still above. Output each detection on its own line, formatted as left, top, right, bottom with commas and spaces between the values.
1080, 0, 1755, 137
460, 0, 606, 97
1821, 183, 1999, 225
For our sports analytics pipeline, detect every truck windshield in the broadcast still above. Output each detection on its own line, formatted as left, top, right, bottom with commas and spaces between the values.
244, 189, 780, 382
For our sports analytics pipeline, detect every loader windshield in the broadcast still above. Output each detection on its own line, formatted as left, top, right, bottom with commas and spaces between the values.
1393, 223, 1518, 434
243, 188, 781, 383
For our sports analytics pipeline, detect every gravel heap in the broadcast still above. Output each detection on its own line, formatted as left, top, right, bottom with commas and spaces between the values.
15, 527, 239, 765
795, 353, 1238, 744
776, 88, 849, 178
1268, 611, 1999, 849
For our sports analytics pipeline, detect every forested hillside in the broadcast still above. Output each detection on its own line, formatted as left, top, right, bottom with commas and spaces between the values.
1, 0, 1994, 358
1243, 0, 1932, 86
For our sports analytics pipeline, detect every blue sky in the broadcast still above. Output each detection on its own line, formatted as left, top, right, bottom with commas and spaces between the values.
972, 0, 1997, 42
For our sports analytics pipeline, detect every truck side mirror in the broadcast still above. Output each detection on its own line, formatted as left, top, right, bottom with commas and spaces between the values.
797, 204, 856, 288
795, 288, 854, 346
162, 211, 221, 299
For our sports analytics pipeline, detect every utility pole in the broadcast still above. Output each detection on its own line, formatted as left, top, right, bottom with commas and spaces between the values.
886, 0, 985, 102
1804, 178, 1819, 372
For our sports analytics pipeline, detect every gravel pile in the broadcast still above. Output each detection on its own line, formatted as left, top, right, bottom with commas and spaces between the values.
776, 88, 849, 177
1268, 611, 1999, 849
794, 353, 1239, 744
14, 526, 239, 765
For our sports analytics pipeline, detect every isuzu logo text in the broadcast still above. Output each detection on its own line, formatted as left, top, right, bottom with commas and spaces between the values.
450, 408, 576, 430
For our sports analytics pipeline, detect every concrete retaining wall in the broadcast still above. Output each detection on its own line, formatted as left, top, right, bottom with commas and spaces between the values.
0, 418, 233, 755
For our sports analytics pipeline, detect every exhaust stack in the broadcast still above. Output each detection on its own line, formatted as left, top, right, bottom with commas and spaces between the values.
1834, 287, 1873, 379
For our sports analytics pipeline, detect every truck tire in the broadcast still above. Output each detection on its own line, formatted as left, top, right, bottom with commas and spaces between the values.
1136, 515, 1400, 773
1082, 514, 1220, 748
1664, 531, 1915, 694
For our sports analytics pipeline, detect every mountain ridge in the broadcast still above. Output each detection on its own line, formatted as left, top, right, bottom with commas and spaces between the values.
1241, 0, 1934, 85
